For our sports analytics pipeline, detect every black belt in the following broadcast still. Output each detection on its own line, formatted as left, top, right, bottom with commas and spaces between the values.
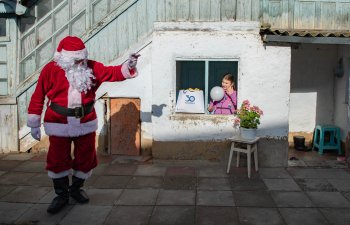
49, 102, 94, 118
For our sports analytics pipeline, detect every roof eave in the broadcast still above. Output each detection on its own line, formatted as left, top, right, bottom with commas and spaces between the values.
0, 0, 28, 16
263, 34, 350, 45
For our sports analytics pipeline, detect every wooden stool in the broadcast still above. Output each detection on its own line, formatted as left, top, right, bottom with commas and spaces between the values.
227, 136, 260, 178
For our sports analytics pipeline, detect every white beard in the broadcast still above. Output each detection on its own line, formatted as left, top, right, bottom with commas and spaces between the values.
54, 55, 95, 93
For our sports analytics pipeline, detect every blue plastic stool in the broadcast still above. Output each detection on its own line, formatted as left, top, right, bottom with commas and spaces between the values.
313, 125, 342, 155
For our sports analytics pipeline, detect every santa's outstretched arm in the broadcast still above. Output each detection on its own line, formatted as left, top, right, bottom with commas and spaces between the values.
92, 53, 140, 88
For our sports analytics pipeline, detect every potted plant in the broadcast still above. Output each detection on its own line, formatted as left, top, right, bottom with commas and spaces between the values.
234, 100, 263, 139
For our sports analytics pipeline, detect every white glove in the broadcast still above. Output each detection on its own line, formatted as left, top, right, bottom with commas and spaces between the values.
128, 53, 140, 70
31, 127, 41, 141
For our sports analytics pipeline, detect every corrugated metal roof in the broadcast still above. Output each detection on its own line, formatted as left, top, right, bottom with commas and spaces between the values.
260, 28, 350, 38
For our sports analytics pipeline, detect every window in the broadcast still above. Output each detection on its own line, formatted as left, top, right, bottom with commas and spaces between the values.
0, 45, 8, 95
346, 57, 350, 104
176, 60, 238, 114
0, 18, 6, 37
19, 0, 87, 82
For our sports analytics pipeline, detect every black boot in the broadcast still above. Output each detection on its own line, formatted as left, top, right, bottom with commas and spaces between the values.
47, 176, 69, 214
70, 176, 89, 203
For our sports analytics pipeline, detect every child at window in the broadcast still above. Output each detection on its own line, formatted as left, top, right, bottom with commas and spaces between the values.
208, 73, 237, 114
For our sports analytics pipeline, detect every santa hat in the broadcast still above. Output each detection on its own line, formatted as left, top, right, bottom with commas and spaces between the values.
54, 36, 88, 60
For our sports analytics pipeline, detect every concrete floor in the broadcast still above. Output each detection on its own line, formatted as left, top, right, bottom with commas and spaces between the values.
288, 147, 347, 168
0, 152, 350, 225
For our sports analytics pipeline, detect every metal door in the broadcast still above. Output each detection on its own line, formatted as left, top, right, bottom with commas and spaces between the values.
110, 98, 141, 155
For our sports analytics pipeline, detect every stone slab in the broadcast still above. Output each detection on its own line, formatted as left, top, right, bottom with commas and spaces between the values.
306, 192, 350, 208
196, 206, 240, 225
320, 208, 350, 225
259, 168, 292, 178
149, 206, 195, 225
134, 164, 167, 176
295, 178, 337, 192
60, 205, 112, 225
237, 207, 285, 225
270, 191, 314, 207
15, 203, 73, 225
85, 188, 123, 206
279, 208, 328, 225
116, 189, 159, 205
233, 191, 275, 207
0, 202, 33, 224
1, 186, 51, 203
127, 176, 163, 189
92, 175, 132, 189
163, 176, 196, 190
231, 177, 267, 191
263, 178, 301, 191
197, 190, 234, 206
156, 189, 195, 205
198, 178, 231, 190
104, 206, 153, 225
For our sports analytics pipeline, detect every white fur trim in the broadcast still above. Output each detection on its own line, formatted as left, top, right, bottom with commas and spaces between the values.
67, 85, 82, 108
73, 170, 93, 179
27, 114, 41, 128
48, 169, 71, 179
44, 119, 98, 137
57, 48, 88, 60
67, 85, 83, 125
121, 62, 138, 79
62, 48, 88, 59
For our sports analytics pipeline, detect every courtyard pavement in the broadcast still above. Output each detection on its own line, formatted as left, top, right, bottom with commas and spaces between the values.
1, 152, 350, 225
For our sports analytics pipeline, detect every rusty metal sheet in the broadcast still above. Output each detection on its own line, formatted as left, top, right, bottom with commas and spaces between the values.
110, 98, 141, 155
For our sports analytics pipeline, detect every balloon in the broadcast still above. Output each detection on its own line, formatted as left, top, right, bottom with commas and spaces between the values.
210, 86, 224, 101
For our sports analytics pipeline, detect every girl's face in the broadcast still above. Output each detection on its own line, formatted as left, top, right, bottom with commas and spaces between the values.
222, 78, 233, 91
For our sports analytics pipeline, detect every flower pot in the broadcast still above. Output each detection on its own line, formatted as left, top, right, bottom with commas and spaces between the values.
240, 127, 257, 140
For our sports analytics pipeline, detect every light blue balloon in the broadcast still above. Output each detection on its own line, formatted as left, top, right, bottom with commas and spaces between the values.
210, 86, 224, 101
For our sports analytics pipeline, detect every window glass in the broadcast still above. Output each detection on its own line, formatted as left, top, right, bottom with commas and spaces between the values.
53, 0, 62, 8
176, 61, 205, 91
71, 12, 86, 37
21, 30, 36, 58
208, 61, 238, 97
37, 18, 53, 44
176, 60, 238, 114
346, 58, 349, 104
0, 18, 6, 36
37, 39, 53, 67
54, 2, 69, 31
110, 0, 125, 10
93, 0, 109, 25
21, 53, 36, 81
72, 1, 86, 17
20, 6, 36, 33
37, 0, 52, 21
23, 0, 38, 8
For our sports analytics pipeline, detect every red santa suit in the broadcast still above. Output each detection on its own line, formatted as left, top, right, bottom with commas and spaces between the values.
27, 36, 137, 179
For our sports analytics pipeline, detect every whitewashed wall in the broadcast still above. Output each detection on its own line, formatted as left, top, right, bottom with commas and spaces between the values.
334, 45, 350, 140
95, 42, 153, 140
150, 22, 291, 142
0, 105, 18, 153
289, 44, 341, 136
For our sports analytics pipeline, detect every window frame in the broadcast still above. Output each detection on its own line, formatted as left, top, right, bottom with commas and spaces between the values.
18, 0, 87, 84
0, 18, 10, 42
175, 57, 239, 115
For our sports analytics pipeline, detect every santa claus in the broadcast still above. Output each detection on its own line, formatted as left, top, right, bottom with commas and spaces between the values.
27, 36, 140, 214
